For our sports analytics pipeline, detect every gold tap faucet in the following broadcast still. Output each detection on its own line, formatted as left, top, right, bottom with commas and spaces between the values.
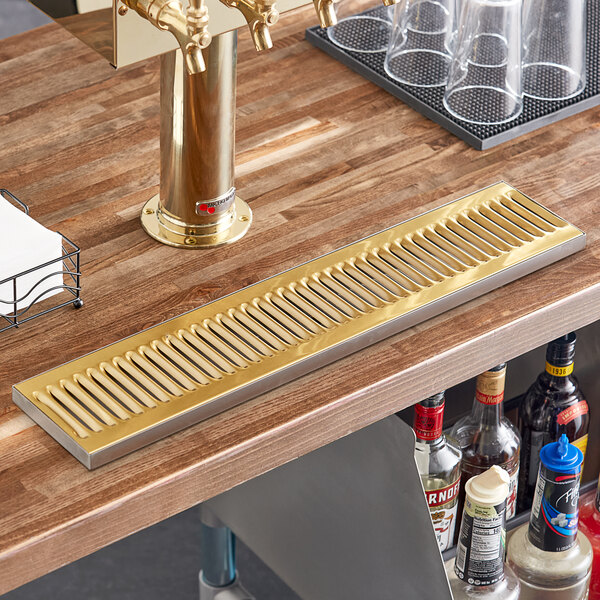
121, 0, 212, 73
220, 0, 279, 51
31, 0, 399, 251
313, 0, 337, 27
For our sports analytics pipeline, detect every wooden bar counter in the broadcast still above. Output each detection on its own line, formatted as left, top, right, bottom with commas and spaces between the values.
1, 7, 600, 594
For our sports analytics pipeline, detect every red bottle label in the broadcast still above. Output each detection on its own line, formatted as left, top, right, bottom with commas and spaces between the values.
413, 403, 444, 441
475, 389, 505, 405
556, 400, 589, 425
426, 479, 460, 507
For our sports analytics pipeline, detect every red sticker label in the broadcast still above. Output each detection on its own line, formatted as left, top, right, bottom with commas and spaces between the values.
426, 479, 460, 507
475, 390, 504, 405
556, 401, 589, 425
414, 403, 444, 441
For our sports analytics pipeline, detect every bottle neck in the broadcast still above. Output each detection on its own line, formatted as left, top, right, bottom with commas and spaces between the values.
544, 333, 576, 386
413, 400, 445, 444
544, 359, 575, 386
415, 434, 444, 447
473, 369, 505, 427
472, 397, 503, 427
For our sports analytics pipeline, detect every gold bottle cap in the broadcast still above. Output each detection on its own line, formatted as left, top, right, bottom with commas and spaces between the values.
475, 365, 506, 405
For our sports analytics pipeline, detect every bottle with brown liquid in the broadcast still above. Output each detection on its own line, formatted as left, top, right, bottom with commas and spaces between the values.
517, 332, 590, 512
449, 364, 521, 522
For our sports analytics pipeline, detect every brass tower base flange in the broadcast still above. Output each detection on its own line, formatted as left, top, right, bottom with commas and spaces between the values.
141, 194, 252, 249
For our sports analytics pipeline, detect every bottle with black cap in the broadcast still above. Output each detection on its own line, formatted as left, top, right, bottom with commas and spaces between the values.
517, 332, 590, 511
449, 364, 521, 522
413, 391, 462, 552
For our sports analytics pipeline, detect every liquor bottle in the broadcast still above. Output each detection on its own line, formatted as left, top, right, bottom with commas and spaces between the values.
578, 475, 600, 599
449, 364, 521, 521
413, 391, 462, 552
446, 465, 520, 599
517, 333, 590, 511
507, 434, 592, 600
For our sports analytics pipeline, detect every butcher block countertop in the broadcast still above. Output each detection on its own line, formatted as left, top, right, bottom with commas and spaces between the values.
1, 7, 600, 594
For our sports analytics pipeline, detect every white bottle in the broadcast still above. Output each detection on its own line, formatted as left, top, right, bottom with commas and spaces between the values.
446, 465, 520, 599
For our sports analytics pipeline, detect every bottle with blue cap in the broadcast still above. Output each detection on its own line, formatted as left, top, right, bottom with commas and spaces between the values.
517, 332, 590, 512
507, 434, 593, 599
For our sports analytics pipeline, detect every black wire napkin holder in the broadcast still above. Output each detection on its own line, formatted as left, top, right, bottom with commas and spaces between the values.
0, 189, 82, 333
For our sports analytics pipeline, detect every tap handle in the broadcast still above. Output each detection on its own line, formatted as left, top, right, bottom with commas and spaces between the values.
313, 0, 337, 27
252, 2, 279, 52
184, 0, 212, 73
187, 0, 212, 47
222, 0, 279, 52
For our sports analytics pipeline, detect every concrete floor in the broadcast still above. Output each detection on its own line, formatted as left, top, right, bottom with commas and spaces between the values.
2, 507, 300, 599
0, 3, 300, 599
0, 0, 51, 38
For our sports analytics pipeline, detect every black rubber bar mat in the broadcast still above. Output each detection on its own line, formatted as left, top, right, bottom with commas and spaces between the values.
305, 0, 600, 150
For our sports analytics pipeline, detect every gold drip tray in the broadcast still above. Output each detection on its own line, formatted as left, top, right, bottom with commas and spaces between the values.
13, 183, 585, 468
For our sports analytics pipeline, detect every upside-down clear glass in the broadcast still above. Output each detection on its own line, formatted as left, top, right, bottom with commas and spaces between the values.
443, 0, 523, 125
522, 0, 586, 101
327, 0, 392, 53
384, 0, 457, 87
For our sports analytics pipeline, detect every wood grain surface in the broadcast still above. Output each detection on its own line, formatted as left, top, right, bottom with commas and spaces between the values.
1, 9, 600, 594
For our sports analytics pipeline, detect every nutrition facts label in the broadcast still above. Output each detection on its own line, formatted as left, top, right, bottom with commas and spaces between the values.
455, 498, 506, 586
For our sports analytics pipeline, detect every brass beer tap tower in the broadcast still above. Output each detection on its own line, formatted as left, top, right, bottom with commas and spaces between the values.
31, 0, 398, 248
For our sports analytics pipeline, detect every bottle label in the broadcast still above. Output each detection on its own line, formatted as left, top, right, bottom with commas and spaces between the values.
475, 370, 505, 405
506, 466, 519, 520
572, 434, 588, 458
454, 495, 506, 586
426, 479, 461, 507
529, 461, 581, 552
545, 361, 574, 377
426, 479, 461, 552
556, 400, 589, 425
572, 434, 588, 474
431, 504, 459, 553
413, 403, 444, 441
527, 430, 546, 487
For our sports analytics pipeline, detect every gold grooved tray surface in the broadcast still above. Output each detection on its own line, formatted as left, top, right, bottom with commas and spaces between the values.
13, 183, 586, 468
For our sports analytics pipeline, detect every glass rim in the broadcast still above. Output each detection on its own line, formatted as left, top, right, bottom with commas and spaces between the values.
384, 55, 450, 87
443, 85, 523, 125
327, 16, 392, 54
387, 47, 453, 59
523, 62, 586, 100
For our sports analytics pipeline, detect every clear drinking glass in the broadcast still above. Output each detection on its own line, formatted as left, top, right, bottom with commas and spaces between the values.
522, 0, 586, 101
384, 0, 457, 87
443, 0, 522, 125
327, 0, 392, 53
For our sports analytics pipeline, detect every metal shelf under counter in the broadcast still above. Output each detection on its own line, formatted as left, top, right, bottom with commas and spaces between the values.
1, 6, 600, 594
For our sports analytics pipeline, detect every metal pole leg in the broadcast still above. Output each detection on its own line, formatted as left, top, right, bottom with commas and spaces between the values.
199, 507, 255, 600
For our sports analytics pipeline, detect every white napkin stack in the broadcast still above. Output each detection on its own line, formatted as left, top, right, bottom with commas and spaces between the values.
0, 197, 64, 316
